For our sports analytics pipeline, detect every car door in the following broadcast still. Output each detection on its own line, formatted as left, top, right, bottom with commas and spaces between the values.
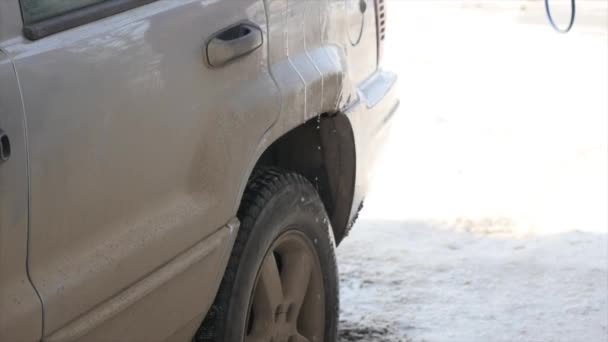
0, 0, 280, 341
0, 49, 43, 342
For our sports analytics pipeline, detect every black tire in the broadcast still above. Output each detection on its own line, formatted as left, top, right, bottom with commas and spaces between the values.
195, 168, 339, 342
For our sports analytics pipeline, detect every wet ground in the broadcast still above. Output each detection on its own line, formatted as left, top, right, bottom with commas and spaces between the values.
337, 1, 608, 341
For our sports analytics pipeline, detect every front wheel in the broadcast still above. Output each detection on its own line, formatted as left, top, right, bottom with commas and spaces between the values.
196, 169, 339, 342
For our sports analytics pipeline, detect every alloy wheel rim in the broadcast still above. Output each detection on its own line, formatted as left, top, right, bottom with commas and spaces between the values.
245, 230, 325, 342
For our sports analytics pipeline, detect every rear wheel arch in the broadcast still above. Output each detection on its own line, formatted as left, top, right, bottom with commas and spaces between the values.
246, 113, 356, 244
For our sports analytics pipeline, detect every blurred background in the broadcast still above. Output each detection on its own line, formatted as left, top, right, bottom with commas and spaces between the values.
338, 1, 608, 341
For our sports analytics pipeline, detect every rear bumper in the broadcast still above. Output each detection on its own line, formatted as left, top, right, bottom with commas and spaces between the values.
344, 69, 399, 232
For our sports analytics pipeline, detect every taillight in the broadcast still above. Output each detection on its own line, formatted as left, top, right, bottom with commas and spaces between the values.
374, 0, 386, 65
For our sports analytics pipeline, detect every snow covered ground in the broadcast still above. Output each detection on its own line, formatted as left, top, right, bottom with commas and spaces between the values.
338, 2, 608, 341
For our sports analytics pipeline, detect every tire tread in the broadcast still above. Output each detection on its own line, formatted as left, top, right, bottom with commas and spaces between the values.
195, 167, 324, 341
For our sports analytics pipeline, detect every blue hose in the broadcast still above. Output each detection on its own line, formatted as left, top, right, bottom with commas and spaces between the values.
545, 0, 576, 33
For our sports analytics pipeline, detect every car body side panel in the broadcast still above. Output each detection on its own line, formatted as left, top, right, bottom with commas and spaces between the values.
0, 0, 21, 42
344, 0, 379, 86
261, 0, 378, 140
1, 0, 279, 340
264, 0, 340, 137
0, 50, 42, 342
346, 70, 399, 227
45, 220, 238, 342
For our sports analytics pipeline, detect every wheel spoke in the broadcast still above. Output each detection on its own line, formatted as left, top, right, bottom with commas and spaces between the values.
282, 250, 313, 319
292, 333, 311, 342
253, 252, 284, 320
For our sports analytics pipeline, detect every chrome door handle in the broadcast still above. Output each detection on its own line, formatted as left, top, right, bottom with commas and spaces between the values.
205, 23, 263, 68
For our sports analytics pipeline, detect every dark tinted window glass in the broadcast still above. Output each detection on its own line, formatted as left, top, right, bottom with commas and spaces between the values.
21, 0, 105, 24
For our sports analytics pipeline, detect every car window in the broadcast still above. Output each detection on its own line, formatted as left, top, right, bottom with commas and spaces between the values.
21, 0, 106, 24
21, 0, 158, 40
